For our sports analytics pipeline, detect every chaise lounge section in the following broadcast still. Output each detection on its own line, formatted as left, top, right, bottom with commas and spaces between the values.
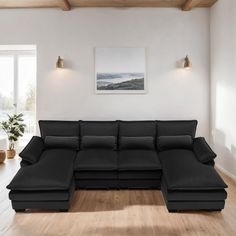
7, 120, 227, 212
7, 121, 79, 212
8, 149, 76, 212
157, 121, 227, 212
160, 149, 227, 211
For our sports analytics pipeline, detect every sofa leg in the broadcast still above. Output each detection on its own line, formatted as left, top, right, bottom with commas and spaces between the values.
59, 209, 68, 212
207, 209, 222, 212
168, 210, 177, 213
15, 209, 25, 213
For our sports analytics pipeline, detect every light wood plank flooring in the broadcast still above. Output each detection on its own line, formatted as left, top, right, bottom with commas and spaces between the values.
1, 158, 236, 236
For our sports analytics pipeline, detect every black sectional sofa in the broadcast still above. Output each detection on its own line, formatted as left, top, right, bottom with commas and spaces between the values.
7, 120, 227, 212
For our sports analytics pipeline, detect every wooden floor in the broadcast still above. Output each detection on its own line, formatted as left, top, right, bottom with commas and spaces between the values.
1, 158, 236, 236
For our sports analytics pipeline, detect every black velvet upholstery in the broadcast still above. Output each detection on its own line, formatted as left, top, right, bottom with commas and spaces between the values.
165, 190, 227, 202
19, 136, 44, 164
120, 137, 155, 150
75, 149, 117, 171
157, 135, 192, 151
193, 137, 217, 163
11, 199, 73, 212
80, 121, 118, 136
164, 199, 225, 212
119, 121, 156, 137
118, 179, 161, 189
119, 121, 157, 153
10, 190, 70, 201
162, 183, 227, 201
9, 183, 75, 201
45, 136, 79, 150
118, 170, 162, 180
7, 149, 76, 191
205, 160, 215, 166
75, 171, 117, 180
75, 179, 119, 189
161, 179, 226, 212
20, 160, 31, 167
10, 181, 75, 212
75, 179, 161, 189
159, 149, 227, 190
118, 150, 161, 171
39, 120, 79, 139
81, 136, 116, 150
157, 120, 197, 138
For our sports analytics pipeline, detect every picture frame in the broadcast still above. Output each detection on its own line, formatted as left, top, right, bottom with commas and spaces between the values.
95, 47, 146, 94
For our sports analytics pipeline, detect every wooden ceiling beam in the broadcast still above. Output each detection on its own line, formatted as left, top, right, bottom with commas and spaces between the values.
197, 0, 218, 8
59, 0, 71, 10
182, 0, 201, 11
69, 0, 186, 8
0, 0, 57, 9
0, 0, 218, 11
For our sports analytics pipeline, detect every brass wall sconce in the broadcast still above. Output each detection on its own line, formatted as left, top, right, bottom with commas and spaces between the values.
184, 55, 191, 69
56, 56, 64, 68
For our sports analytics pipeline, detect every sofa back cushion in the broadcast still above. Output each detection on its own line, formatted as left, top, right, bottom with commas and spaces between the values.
45, 136, 79, 150
81, 136, 116, 149
79, 121, 118, 149
39, 120, 79, 140
157, 120, 197, 138
157, 135, 193, 151
119, 121, 156, 150
80, 121, 118, 136
119, 121, 157, 137
120, 136, 155, 150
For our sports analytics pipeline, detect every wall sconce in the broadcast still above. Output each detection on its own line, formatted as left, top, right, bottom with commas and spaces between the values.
56, 56, 64, 68
183, 55, 191, 69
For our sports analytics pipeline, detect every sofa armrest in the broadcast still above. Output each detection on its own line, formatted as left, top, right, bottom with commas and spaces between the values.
204, 159, 215, 166
20, 159, 32, 167
19, 136, 45, 164
193, 137, 216, 164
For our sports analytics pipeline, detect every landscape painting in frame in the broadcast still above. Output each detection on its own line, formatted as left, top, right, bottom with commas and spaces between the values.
95, 47, 146, 94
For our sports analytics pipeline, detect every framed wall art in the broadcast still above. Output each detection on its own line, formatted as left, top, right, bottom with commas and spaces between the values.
95, 47, 146, 94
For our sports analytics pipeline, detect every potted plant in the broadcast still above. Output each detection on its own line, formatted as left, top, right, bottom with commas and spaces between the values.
0, 150, 6, 163
0, 113, 26, 159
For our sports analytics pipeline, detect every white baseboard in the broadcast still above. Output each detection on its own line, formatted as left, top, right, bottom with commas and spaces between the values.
216, 164, 236, 181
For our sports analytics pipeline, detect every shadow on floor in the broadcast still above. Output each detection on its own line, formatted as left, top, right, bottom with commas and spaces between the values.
69, 190, 165, 213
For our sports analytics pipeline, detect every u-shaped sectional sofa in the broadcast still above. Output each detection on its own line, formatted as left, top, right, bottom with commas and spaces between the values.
7, 120, 227, 213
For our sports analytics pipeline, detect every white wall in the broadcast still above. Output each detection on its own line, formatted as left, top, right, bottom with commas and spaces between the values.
0, 8, 210, 138
210, 0, 236, 178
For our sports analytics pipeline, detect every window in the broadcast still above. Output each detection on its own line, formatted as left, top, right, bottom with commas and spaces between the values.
0, 45, 36, 149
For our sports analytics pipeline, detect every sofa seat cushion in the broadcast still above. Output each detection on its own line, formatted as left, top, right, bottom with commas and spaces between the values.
75, 149, 117, 171
159, 149, 227, 190
74, 170, 117, 180
118, 150, 161, 171
7, 149, 76, 191
9, 182, 75, 201
165, 189, 227, 202
162, 179, 227, 201
118, 170, 162, 180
